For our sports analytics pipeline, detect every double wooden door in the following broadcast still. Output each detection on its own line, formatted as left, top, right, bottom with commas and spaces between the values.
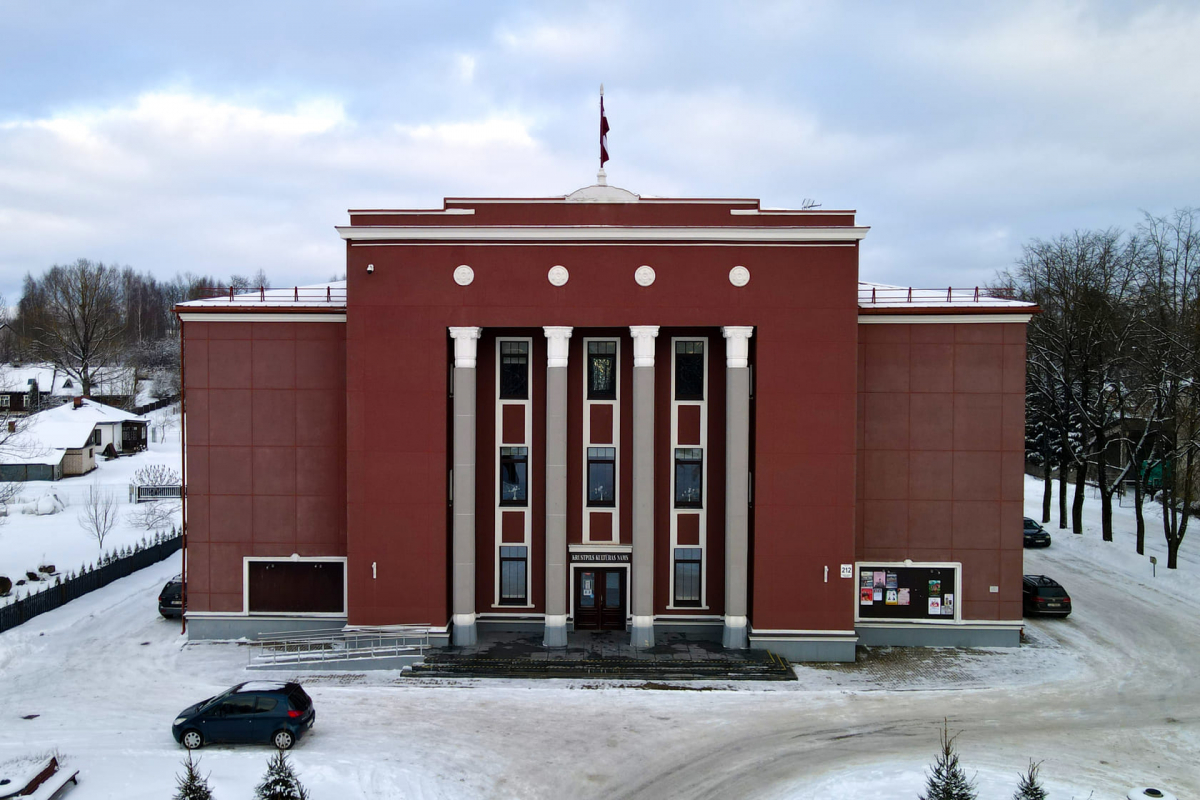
574, 568, 626, 630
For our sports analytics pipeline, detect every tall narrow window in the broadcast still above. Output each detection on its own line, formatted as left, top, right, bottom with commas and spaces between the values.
674, 341, 704, 400
674, 548, 702, 607
500, 341, 529, 399
587, 340, 617, 399
499, 546, 528, 604
499, 447, 528, 506
674, 448, 703, 508
587, 447, 616, 506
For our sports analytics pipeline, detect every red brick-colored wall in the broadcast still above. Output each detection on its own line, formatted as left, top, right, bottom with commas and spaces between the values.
855, 322, 1026, 621
182, 320, 347, 613
345, 237, 861, 633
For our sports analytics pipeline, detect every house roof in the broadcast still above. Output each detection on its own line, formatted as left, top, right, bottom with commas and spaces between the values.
0, 363, 135, 397
2, 399, 147, 466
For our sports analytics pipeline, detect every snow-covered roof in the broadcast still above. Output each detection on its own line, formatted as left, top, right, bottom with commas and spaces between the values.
2, 399, 148, 465
0, 363, 136, 396
857, 281, 1037, 311
175, 281, 347, 311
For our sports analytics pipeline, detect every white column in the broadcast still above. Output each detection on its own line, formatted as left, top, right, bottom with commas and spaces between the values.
722, 326, 753, 649
543, 326, 573, 647
629, 325, 659, 647
449, 326, 482, 646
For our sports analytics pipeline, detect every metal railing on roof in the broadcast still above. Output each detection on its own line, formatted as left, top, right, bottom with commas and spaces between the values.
191, 286, 347, 304
859, 286, 1018, 304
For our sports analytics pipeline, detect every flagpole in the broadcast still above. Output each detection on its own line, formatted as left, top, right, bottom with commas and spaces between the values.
598, 83, 608, 185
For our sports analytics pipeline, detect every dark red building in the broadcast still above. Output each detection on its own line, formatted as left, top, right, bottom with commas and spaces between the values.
176, 179, 1035, 661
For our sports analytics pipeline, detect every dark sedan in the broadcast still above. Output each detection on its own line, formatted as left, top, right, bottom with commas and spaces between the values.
1023, 517, 1052, 548
172, 681, 315, 750
1023, 574, 1072, 617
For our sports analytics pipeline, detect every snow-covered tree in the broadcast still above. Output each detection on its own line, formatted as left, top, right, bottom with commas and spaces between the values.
920, 720, 976, 800
1013, 760, 1047, 800
255, 751, 309, 800
173, 752, 214, 800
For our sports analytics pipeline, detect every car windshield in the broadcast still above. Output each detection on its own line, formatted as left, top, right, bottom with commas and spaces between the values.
200, 686, 239, 710
1038, 587, 1068, 598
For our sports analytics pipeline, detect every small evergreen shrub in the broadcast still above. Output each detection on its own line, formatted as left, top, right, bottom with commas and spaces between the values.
1013, 760, 1048, 800
173, 752, 214, 800
255, 751, 310, 800
920, 719, 977, 800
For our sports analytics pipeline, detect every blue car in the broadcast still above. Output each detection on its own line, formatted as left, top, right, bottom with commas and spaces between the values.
172, 681, 315, 750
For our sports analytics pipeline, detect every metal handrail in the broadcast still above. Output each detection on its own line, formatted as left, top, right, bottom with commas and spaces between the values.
248, 625, 431, 667
189, 286, 347, 304
859, 286, 1017, 304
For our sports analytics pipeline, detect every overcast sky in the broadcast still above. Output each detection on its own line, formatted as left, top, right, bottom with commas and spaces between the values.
1, 1, 1198, 300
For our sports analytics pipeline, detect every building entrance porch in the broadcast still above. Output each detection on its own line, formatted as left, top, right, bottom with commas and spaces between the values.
573, 567, 626, 631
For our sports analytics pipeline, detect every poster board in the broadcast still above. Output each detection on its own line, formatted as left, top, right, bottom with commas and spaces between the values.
856, 564, 958, 621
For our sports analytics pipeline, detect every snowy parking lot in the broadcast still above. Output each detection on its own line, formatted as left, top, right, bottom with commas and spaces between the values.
0, 475, 1197, 798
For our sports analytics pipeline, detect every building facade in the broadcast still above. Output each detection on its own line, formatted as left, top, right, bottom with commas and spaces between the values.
177, 181, 1035, 661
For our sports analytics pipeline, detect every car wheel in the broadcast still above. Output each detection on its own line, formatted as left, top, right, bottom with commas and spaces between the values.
181, 730, 203, 750
273, 730, 295, 750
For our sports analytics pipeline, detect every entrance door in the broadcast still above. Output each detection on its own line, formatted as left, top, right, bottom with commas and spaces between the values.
574, 568, 626, 631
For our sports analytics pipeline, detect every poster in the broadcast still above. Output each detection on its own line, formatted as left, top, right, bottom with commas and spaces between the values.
886, 572, 898, 589
885, 589, 898, 605
860, 571, 872, 589
860, 588, 874, 605
873, 571, 886, 601
928, 579, 941, 596
941, 593, 955, 616
898, 588, 911, 606
928, 596, 942, 615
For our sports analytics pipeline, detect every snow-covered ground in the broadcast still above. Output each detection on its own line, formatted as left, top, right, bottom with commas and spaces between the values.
0, 474, 1196, 798
0, 408, 181, 605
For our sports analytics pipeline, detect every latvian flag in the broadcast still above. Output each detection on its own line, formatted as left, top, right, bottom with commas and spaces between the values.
600, 94, 610, 167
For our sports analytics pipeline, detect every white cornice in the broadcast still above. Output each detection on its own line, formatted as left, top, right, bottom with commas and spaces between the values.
178, 312, 346, 323
859, 313, 1033, 324
336, 225, 870, 243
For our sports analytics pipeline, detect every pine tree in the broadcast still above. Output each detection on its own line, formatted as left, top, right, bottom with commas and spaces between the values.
920, 720, 977, 800
1013, 760, 1048, 800
254, 751, 310, 800
173, 752, 214, 800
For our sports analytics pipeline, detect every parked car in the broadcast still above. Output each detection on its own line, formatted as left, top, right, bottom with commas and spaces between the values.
1023, 575, 1072, 617
158, 576, 183, 618
172, 681, 315, 750
1023, 517, 1052, 548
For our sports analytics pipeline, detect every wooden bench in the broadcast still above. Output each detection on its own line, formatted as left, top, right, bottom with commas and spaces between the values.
0, 756, 78, 799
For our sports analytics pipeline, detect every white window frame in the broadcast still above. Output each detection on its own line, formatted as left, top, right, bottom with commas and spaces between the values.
582, 336, 620, 543
494, 336, 534, 608
242, 556, 349, 617
667, 336, 709, 610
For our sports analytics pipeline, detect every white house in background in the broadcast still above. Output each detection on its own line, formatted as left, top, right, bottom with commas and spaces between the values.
0, 363, 137, 413
0, 398, 150, 482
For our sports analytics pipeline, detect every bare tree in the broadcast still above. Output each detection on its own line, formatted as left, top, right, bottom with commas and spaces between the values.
128, 500, 180, 532
78, 484, 119, 552
22, 259, 126, 396
132, 464, 181, 487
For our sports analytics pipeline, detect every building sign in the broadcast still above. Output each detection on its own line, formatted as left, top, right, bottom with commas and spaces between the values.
857, 565, 957, 620
571, 552, 631, 563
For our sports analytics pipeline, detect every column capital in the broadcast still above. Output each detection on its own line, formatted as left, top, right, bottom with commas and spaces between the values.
629, 325, 660, 367
448, 326, 483, 368
722, 326, 754, 368
543, 326, 574, 368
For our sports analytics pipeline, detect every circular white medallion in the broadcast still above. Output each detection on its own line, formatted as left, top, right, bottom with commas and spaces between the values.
548, 265, 569, 286
634, 265, 656, 287
729, 265, 750, 287
453, 265, 474, 286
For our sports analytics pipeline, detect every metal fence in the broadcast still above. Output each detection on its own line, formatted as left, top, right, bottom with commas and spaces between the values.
133, 485, 183, 502
0, 532, 182, 634
134, 395, 179, 415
